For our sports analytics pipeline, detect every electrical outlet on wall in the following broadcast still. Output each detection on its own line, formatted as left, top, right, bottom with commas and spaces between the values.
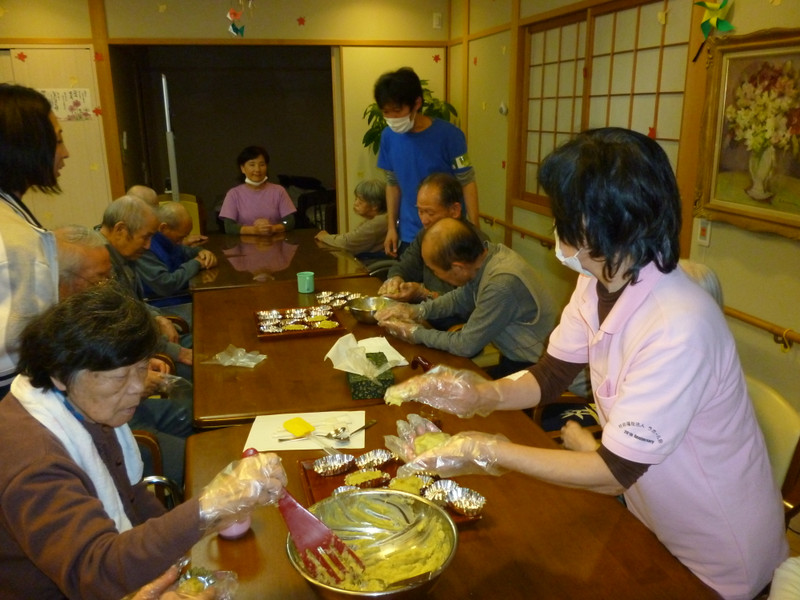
698, 219, 711, 247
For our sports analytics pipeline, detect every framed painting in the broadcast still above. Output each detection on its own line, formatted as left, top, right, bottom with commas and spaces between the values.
696, 29, 800, 239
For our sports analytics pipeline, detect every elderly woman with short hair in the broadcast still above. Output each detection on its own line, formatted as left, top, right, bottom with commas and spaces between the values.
315, 178, 388, 263
0, 283, 286, 600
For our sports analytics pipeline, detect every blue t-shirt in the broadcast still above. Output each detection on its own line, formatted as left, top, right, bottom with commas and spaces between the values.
377, 118, 470, 243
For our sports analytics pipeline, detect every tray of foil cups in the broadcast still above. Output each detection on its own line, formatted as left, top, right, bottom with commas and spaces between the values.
254, 305, 346, 339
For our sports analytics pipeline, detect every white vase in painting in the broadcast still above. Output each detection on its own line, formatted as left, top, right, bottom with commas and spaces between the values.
746, 145, 776, 202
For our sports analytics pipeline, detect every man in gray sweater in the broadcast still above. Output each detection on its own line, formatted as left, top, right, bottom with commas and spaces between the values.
377, 217, 557, 378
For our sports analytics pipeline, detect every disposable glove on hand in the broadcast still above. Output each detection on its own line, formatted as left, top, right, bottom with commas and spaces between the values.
384, 413, 443, 463
377, 276, 403, 296
198, 452, 287, 533
375, 302, 420, 322
383, 365, 503, 418
397, 431, 509, 478
379, 318, 420, 343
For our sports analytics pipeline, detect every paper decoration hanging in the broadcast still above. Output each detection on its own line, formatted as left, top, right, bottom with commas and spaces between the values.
297, 16, 306, 26
694, 0, 734, 39
15, 51, 27, 62
39, 89, 93, 121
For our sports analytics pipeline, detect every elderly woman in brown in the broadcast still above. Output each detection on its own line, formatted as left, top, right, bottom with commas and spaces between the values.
0, 283, 286, 600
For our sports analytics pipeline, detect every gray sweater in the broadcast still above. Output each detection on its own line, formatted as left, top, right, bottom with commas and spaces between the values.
413, 243, 557, 363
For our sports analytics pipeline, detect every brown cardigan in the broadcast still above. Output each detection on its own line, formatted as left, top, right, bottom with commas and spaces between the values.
0, 393, 203, 600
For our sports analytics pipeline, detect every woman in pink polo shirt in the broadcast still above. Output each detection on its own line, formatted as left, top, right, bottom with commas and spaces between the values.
219, 145, 297, 236
386, 128, 787, 599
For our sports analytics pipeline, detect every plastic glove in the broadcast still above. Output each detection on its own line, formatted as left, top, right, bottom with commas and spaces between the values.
383, 281, 428, 303
384, 413, 442, 462
379, 318, 420, 343
375, 302, 420, 322
378, 276, 404, 296
397, 431, 509, 478
198, 452, 287, 533
383, 365, 503, 418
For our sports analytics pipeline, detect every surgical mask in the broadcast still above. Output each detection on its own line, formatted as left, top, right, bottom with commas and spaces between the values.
245, 175, 268, 186
554, 233, 595, 278
385, 113, 415, 134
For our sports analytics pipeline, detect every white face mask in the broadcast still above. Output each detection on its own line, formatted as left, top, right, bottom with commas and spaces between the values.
385, 113, 415, 134
245, 175, 268, 186
554, 233, 595, 278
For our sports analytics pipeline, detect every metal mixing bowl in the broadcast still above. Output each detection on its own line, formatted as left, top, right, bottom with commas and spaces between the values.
345, 296, 392, 325
286, 489, 458, 598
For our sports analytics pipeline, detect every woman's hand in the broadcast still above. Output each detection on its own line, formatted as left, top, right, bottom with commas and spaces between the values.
561, 421, 600, 452
397, 431, 509, 478
198, 452, 287, 533
384, 365, 503, 418
128, 566, 216, 600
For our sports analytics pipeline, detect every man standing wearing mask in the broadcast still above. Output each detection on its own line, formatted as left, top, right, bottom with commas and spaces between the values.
374, 67, 479, 257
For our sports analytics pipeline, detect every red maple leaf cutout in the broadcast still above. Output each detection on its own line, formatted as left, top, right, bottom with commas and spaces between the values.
297, 16, 306, 26
648, 127, 656, 139
473, 56, 478, 66
92, 106, 103, 116
433, 54, 441, 63
94, 52, 104, 62
15, 52, 27, 62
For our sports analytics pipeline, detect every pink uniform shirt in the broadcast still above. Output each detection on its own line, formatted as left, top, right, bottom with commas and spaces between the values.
219, 182, 296, 226
547, 263, 787, 600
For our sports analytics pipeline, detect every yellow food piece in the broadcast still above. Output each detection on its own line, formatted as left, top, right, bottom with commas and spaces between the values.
307, 314, 326, 322
284, 417, 315, 437
344, 470, 385, 486
177, 578, 206, 594
284, 323, 308, 331
413, 432, 451, 455
316, 320, 339, 329
388, 476, 425, 495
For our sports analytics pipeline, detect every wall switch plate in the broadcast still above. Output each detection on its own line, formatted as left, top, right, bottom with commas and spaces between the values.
698, 219, 711, 247
433, 12, 442, 29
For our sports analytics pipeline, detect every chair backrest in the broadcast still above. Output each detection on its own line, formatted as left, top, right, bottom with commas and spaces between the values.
747, 375, 800, 525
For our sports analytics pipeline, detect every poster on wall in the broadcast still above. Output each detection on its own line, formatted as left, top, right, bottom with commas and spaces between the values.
39, 88, 94, 121
697, 28, 800, 240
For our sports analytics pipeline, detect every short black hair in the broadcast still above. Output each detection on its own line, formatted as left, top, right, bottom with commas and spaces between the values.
538, 127, 681, 283
374, 67, 423, 110
237, 145, 270, 167
419, 172, 463, 208
0, 83, 59, 195
17, 282, 159, 391
423, 218, 484, 271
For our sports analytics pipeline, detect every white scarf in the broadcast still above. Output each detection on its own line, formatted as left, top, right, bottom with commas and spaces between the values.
11, 375, 143, 532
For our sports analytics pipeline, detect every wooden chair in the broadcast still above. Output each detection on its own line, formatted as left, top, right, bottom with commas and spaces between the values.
132, 430, 184, 509
747, 375, 800, 527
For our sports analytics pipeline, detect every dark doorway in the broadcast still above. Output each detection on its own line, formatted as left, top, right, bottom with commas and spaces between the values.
109, 45, 335, 231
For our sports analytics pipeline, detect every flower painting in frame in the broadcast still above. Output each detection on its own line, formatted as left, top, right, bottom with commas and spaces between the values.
697, 29, 800, 239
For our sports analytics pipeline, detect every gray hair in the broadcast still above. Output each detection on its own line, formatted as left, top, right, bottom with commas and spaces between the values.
55, 225, 107, 286
354, 179, 387, 213
101, 194, 155, 233
126, 184, 159, 208
679, 259, 723, 308
157, 200, 191, 229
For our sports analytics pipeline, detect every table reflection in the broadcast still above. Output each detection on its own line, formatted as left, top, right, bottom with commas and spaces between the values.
222, 235, 299, 279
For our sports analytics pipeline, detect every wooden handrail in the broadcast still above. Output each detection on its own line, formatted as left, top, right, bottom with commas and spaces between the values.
481, 213, 797, 352
479, 213, 553, 247
724, 307, 797, 351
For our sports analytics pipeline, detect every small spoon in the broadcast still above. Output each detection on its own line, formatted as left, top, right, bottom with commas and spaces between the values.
333, 419, 378, 442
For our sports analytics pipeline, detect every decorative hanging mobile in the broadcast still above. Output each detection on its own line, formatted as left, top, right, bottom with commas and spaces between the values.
227, 1, 254, 37
692, 0, 735, 62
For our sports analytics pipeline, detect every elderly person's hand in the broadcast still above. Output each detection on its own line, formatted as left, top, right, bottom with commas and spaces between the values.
155, 316, 180, 343
375, 301, 419, 323
182, 233, 208, 247
177, 347, 193, 366
561, 421, 600, 452
378, 276, 403, 296
383, 281, 431, 303
128, 566, 216, 600
198, 452, 287, 533
195, 250, 217, 269
380, 319, 420, 343
397, 431, 509, 478
384, 365, 503, 418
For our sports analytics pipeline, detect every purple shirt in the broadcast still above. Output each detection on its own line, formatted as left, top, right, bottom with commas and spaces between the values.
219, 182, 296, 226
548, 263, 787, 599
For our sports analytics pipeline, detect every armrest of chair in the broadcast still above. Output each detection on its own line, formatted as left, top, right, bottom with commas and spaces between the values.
163, 315, 190, 335
367, 259, 399, 281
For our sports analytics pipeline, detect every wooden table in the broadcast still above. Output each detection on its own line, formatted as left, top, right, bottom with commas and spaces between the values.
185, 404, 718, 599
192, 276, 485, 428
189, 229, 367, 291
